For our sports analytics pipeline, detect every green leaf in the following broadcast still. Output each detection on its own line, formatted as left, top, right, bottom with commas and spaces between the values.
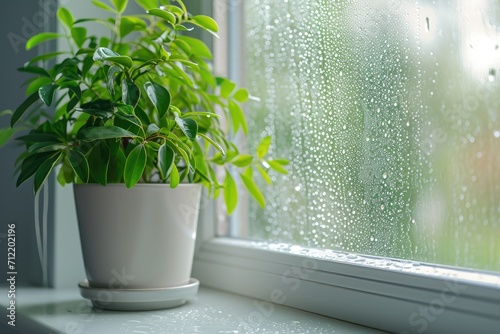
88, 141, 110, 185
147, 8, 176, 25
114, 115, 142, 137
120, 16, 146, 38
68, 150, 90, 183
81, 99, 114, 110
146, 124, 160, 136
226, 149, 239, 162
172, 39, 192, 55
240, 173, 265, 208
199, 68, 216, 88
17, 66, 50, 77
134, 105, 151, 125
232, 154, 253, 168
175, 25, 190, 31
233, 88, 249, 103
192, 141, 209, 178
228, 100, 248, 134
221, 80, 236, 98
91, 0, 116, 13
136, 0, 158, 10
57, 162, 75, 186
211, 152, 226, 166
111, 0, 128, 13
62, 81, 82, 99
243, 166, 253, 179
273, 158, 289, 165
224, 170, 237, 215
26, 32, 62, 51
181, 111, 220, 119
169, 164, 179, 188
11, 92, 39, 127
257, 165, 272, 184
75, 48, 95, 56
166, 132, 191, 153
158, 144, 175, 180
77, 126, 136, 141
166, 137, 191, 168
107, 65, 122, 96
115, 103, 133, 114
57, 7, 74, 29
197, 133, 225, 156
144, 82, 170, 119
165, 5, 183, 17
74, 18, 116, 31
81, 56, 94, 78
190, 15, 219, 35
16, 132, 59, 143
16, 153, 51, 187
26, 77, 53, 96
0, 128, 14, 148
256, 136, 272, 158
108, 148, 126, 183
268, 160, 288, 174
168, 57, 198, 67
0, 109, 12, 117
71, 27, 87, 48
39, 84, 57, 106
122, 79, 141, 107
174, 116, 198, 141
132, 46, 158, 61
76, 109, 113, 119
25, 51, 67, 65
177, 36, 212, 59
93, 47, 133, 68
124, 144, 147, 188
28, 142, 66, 154
34, 152, 62, 194
169, 62, 194, 86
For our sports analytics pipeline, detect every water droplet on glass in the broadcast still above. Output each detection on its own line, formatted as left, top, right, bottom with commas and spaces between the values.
488, 69, 496, 82
241, 1, 500, 273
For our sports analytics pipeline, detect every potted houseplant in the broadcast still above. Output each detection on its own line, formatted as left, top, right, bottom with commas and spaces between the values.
0, 0, 288, 310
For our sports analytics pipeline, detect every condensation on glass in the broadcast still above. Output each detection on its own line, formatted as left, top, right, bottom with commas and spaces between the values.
220, 0, 500, 272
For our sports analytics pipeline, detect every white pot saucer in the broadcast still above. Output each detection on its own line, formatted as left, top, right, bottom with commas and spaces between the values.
78, 278, 199, 311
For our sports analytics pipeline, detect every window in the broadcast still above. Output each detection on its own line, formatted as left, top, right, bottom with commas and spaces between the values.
193, 1, 500, 333
226, 0, 500, 272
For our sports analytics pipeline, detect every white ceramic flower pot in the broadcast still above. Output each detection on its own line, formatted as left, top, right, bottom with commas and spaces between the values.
74, 183, 202, 290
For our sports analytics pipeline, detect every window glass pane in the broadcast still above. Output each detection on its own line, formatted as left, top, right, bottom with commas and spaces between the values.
224, 0, 500, 272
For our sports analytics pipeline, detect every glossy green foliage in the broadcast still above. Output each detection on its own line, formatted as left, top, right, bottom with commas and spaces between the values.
1, 0, 288, 213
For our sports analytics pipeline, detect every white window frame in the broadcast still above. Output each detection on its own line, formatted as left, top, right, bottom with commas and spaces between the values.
192, 1, 500, 333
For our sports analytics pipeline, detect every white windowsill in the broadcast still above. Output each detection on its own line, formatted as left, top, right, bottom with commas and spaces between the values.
1, 285, 386, 334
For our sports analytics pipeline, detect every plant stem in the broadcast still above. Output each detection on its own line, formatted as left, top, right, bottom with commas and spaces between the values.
176, 0, 189, 21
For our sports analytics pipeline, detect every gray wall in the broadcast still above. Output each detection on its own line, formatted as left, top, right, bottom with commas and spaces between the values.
0, 0, 59, 286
